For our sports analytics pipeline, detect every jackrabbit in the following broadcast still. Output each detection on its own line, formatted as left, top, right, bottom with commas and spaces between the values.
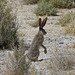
26, 17, 47, 61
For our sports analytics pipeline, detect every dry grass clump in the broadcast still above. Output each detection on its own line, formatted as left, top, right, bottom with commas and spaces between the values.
52, 53, 73, 70
64, 19, 75, 35
68, 72, 74, 75
59, 12, 75, 35
30, 19, 39, 27
59, 12, 75, 26
72, 43, 75, 48
47, 46, 75, 75
3, 40, 30, 75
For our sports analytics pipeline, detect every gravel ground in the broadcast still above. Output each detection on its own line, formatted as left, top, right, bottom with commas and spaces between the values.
0, 0, 75, 75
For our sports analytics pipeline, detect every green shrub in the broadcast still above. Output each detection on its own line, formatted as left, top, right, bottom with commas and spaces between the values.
24, 0, 39, 4
0, 0, 19, 49
49, 0, 74, 9
34, 0, 57, 16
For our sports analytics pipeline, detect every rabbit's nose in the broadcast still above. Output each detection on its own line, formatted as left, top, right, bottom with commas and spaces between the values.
45, 31, 47, 35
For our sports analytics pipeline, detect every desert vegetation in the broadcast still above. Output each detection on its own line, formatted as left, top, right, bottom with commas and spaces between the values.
59, 12, 75, 35
0, 0, 75, 75
34, 0, 57, 16
30, 18, 39, 27
34, 0, 75, 16
0, 0, 19, 50
23, 0, 75, 8
3, 40, 30, 75
49, 0, 74, 9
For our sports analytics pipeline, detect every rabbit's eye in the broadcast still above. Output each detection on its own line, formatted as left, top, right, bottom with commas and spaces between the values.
41, 29, 47, 35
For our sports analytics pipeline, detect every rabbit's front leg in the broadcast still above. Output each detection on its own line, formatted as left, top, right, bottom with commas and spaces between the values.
41, 44, 47, 54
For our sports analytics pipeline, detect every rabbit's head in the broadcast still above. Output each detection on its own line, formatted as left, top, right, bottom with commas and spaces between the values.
39, 17, 47, 35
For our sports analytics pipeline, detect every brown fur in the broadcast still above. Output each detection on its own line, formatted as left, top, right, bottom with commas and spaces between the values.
26, 17, 47, 61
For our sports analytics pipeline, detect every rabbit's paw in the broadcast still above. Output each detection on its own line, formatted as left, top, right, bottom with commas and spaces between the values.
44, 49, 47, 54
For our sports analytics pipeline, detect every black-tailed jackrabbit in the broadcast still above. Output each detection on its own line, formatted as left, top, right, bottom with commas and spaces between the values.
27, 17, 47, 61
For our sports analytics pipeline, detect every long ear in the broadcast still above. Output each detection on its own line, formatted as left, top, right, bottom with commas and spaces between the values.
39, 18, 42, 28
42, 17, 47, 27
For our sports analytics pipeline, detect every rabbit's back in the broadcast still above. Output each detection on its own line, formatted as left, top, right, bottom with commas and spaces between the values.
27, 34, 44, 61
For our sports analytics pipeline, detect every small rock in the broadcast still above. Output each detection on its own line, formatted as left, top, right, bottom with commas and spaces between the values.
59, 42, 64, 44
